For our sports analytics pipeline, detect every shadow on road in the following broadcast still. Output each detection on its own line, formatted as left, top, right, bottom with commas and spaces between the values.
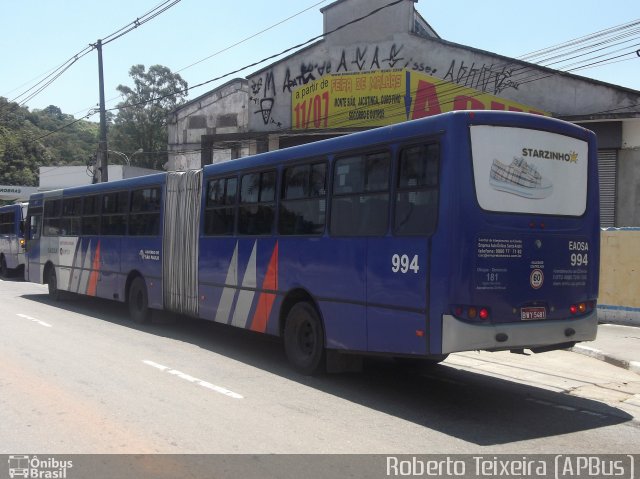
22, 291, 634, 447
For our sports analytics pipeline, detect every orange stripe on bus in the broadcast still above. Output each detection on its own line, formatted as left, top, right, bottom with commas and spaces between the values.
87, 241, 101, 296
250, 242, 278, 333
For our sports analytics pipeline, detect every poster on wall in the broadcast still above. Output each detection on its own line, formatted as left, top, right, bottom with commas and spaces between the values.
470, 125, 589, 216
290, 68, 546, 130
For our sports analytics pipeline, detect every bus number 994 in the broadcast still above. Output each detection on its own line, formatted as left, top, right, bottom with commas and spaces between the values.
570, 253, 588, 266
392, 254, 420, 274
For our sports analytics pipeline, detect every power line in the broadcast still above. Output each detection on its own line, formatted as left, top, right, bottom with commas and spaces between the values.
29, 3, 640, 145
72, 0, 330, 117
3, 0, 183, 113
106, 0, 406, 114
176, 0, 330, 74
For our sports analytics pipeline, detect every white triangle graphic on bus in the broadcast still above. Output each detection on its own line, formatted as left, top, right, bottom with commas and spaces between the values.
78, 240, 93, 294
214, 243, 238, 324
230, 241, 257, 328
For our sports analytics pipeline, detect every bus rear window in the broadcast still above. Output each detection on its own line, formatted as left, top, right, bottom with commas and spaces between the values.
470, 125, 589, 216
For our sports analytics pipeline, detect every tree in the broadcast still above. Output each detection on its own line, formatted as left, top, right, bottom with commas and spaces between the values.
0, 97, 98, 188
110, 64, 188, 169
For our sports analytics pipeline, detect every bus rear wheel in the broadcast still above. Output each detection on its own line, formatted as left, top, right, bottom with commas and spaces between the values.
284, 302, 325, 375
128, 277, 150, 323
47, 268, 60, 301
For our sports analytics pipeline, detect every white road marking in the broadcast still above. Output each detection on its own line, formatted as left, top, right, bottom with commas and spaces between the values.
143, 360, 243, 399
525, 397, 607, 418
17, 313, 52, 328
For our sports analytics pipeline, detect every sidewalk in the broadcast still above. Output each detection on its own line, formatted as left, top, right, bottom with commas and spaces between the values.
572, 323, 640, 374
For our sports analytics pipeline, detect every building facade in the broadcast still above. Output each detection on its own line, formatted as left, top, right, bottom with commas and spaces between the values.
168, 0, 640, 226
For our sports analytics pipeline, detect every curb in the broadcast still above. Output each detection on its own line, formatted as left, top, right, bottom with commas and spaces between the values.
597, 306, 640, 327
572, 344, 640, 374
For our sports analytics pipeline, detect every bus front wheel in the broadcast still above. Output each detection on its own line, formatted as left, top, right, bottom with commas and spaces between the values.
47, 268, 61, 301
0, 256, 7, 278
284, 302, 325, 375
128, 277, 150, 323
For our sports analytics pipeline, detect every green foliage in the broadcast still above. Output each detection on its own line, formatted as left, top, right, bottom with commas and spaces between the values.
109, 64, 188, 169
0, 97, 98, 187
0, 63, 186, 187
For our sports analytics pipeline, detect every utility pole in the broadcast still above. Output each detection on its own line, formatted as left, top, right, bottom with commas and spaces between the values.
96, 39, 108, 182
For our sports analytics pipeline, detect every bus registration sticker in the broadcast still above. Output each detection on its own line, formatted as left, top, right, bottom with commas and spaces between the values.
521, 307, 547, 320
530, 268, 544, 289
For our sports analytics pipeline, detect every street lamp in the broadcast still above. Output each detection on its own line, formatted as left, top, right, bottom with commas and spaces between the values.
107, 148, 143, 167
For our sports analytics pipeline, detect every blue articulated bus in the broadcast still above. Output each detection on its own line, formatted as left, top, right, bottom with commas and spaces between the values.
25, 111, 600, 374
0, 202, 28, 278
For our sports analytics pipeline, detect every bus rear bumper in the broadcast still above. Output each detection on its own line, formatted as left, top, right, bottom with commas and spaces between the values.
441, 311, 598, 354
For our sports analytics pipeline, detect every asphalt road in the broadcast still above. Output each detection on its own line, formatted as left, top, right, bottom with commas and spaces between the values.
1, 277, 639, 455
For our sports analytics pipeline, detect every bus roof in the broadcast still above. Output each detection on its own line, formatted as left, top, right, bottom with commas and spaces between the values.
202, 111, 593, 177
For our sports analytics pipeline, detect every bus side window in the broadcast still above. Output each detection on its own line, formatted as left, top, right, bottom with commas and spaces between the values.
331, 151, 390, 236
0, 213, 11, 234
61, 197, 82, 236
204, 177, 237, 236
130, 187, 161, 236
30, 214, 42, 240
279, 161, 327, 235
395, 143, 440, 236
82, 195, 101, 236
238, 170, 276, 236
43, 199, 61, 236
101, 191, 128, 236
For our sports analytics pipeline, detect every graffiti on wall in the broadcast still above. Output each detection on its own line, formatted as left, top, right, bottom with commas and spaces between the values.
250, 70, 282, 127
291, 68, 546, 130
444, 60, 519, 96
249, 42, 531, 127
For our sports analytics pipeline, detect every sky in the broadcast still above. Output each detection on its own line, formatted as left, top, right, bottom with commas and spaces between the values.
0, 0, 638, 118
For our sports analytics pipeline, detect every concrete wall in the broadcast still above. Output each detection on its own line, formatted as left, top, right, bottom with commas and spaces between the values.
617, 120, 640, 226
39, 165, 159, 189
167, 79, 248, 171
166, 0, 640, 226
322, 0, 416, 45
246, 0, 640, 133
599, 229, 640, 323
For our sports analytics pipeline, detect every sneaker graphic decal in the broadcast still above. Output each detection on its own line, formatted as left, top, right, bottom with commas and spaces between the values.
489, 157, 553, 199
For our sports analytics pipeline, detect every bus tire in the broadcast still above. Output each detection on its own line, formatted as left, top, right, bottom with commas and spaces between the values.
128, 276, 150, 323
0, 256, 7, 278
47, 268, 60, 301
284, 302, 325, 375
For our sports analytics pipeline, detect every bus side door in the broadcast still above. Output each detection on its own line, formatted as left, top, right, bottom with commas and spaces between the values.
367, 237, 429, 355
25, 207, 43, 283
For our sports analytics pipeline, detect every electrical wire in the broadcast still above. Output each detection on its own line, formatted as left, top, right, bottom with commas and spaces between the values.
27, 4, 640, 146
2, 0, 182, 113
73, 0, 330, 117
105, 0, 405, 116
176, 0, 330, 74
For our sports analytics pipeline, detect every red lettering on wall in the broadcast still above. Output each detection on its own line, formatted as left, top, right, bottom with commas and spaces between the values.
412, 80, 442, 119
453, 95, 485, 111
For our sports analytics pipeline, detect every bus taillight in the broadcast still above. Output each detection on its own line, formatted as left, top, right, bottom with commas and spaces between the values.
569, 302, 594, 316
19, 239, 25, 249
452, 305, 490, 321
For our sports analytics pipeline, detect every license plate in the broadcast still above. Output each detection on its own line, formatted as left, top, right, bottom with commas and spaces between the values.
521, 307, 547, 320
